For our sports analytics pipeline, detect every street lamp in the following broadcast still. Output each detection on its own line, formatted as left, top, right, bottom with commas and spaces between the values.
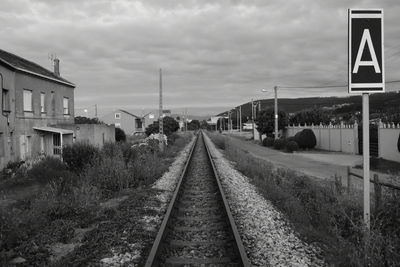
261, 86, 279, 139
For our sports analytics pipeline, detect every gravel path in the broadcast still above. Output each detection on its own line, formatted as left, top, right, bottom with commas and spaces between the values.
204, 133, 325, 267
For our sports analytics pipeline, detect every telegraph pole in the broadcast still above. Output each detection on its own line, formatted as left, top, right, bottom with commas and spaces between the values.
159, 68, 164, 152
239, 105, 242, 132
251, 99, 255, 139
274, 86, 278, 140
95, 104, 98, 118
236, 108, 239, 131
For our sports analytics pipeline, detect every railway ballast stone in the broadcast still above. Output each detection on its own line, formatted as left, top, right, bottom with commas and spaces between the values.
204, 133, 325, 267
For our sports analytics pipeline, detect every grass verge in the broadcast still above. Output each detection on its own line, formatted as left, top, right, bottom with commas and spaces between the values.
0, 132, 194, 266
208, 132, 400, 266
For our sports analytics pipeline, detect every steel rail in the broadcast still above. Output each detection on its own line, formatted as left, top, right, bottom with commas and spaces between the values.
202, 131, 251, 267
145, 131, 251, 266
144, 132, 199, 267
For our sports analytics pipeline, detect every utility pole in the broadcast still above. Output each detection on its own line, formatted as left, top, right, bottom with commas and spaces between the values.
274, 86, 278, 140
94, 104, 98, 118
236, 108, 239, 131
185, 108, 188, 132
228, 111, 230, 131
159, 68, 164, 152
239, 105, 242, 132
251, 99, 255, 139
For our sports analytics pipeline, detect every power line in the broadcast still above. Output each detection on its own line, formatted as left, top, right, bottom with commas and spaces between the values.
277, 79, 400, 90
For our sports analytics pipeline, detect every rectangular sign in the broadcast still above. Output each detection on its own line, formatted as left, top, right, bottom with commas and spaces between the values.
348, 9, 384, 93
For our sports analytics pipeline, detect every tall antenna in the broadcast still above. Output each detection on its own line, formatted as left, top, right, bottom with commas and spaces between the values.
159, 68, 164, 151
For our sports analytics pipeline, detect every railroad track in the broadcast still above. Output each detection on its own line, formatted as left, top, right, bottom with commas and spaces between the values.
145, 131, 250, 267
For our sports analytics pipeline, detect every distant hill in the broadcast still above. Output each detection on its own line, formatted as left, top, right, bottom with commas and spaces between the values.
218, 91, 400, 120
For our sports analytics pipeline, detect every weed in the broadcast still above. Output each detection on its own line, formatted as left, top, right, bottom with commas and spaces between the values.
213, 134, 400, 266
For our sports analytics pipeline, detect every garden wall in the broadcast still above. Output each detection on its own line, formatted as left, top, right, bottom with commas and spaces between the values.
286, 123, 359, 154
379, 123, 400, 163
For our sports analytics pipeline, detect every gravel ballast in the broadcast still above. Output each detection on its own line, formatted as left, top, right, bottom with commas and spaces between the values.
203, 133, 325, 267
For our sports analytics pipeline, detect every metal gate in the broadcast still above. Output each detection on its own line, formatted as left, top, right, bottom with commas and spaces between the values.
358, 124, 379, 157
53, 133, 61, 155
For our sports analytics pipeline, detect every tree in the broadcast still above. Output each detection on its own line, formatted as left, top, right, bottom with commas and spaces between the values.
145, 116, 179, 136
115, 127, 126, 142
200, 120, 211, 130
187, 120, 200, 130
289, 108, 330, 126
255, 109, 288, 137
75, 116, 103, 124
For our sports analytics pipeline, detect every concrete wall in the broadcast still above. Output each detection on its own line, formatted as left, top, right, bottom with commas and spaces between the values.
379, 123, 400, 163
0, 65, 75, 168
102, 110, 140, 135
286, 123, 359, 154
0, 65, 17, 167
60, 124, 115, 148
13, 72, 74, 161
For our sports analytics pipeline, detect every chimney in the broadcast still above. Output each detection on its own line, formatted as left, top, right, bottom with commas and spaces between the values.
54, 58, 60, 77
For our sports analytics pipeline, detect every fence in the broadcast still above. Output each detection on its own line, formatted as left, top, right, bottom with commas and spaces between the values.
286, 123, 359, 154
378, 122, 400, 163
345, 166, 400, 209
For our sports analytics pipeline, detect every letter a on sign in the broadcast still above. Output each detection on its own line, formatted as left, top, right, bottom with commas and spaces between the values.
348, 9, 384, 93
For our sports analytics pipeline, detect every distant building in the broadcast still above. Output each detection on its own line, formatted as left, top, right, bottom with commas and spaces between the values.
102, 109, 144, 135
59, 123, 115, 148
0, 49, 76, 167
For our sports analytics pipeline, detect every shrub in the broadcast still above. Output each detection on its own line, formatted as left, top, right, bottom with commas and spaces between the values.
286, 136, 296, 143
286, 140, 299, 152
398, 133, 400, 152
273, 138, 286, 150
84, 151, 133, 194
262, 137, 274, 147
295, 129, 317, 149
27, 157, 72, 184
62, 143, 99, 173
115, 127, 126, 142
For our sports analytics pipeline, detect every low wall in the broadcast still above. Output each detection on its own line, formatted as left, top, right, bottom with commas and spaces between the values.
286, 123, 359, 154
60, 124, 115, 148
379, 123, 400, 163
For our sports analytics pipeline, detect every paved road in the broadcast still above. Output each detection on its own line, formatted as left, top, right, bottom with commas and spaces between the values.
222, 134, 399, 191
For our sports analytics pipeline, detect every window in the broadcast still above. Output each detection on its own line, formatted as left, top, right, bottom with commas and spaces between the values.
23, 89, 32, 112
115, 123, 121, 128
2, 89, 9, 112
40, 92, 45, 113
115, 113, 121, 119
63, 97, 69, 115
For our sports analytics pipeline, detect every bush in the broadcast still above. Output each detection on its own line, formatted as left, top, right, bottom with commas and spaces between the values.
115, 127, 126, 142
273, 139, 286, 150
286, 140, 299, 152
295, 129, 317, 149
27, 157, 72, 184
262, 137, 274, 147
398, 133, 400, 152
62, 143, 99, 173
286, 136, 296, 143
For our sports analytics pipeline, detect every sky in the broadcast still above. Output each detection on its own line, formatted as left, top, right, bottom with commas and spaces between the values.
1, 0, 400, 117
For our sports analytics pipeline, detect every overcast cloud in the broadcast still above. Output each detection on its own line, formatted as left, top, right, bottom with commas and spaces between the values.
1, 0, 399, 116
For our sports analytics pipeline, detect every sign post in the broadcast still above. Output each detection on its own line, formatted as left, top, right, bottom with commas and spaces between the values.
348, 9, 384, 230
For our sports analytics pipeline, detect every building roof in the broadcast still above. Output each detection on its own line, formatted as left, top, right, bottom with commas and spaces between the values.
118, 109, 141, 119
0, 49, 75, 87
33, 126, 74, 135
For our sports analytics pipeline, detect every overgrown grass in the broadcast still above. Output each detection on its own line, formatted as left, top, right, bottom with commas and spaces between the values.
0, 132, 194, 265
355, 157, 400, 175
208, 132, 400, 266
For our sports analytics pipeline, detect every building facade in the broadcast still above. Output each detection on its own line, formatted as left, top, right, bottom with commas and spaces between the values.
0, 49, 75, 168
102, 109, 144, 135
